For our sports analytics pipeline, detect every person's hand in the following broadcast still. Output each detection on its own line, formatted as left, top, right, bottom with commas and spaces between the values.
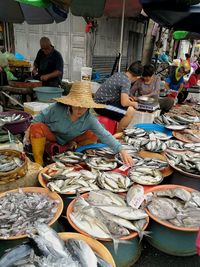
132, 101, 138, 109
119, 149, 134, 167
40, 74, 50, 81
23, 127, 30, 146
32, 68, 38, 76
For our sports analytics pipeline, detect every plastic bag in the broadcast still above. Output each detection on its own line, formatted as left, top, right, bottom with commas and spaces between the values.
4, 66, 17, 81
0, 52, 8, 67
16, 0, 51, 8
3, 52, 16, 61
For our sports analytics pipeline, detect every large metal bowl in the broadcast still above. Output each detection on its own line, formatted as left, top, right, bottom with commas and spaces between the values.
137, 96, 158, 105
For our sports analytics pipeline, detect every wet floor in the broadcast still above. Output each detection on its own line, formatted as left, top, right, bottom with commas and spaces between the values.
134, 239, 200, 267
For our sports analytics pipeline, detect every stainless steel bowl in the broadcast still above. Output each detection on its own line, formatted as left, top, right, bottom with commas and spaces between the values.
137, 96, 158, 105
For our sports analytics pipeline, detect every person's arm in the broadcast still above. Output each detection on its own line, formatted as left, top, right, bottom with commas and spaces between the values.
88, 115, 134, 166
40, 70, 62, 81
121, 93, 138, 109
32, 50, 40, 76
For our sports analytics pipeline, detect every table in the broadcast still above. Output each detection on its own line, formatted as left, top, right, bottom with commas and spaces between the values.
0, 85, 34, 110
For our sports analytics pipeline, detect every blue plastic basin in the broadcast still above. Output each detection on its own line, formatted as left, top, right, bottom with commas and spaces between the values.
134, 123, 172, 137
33, 87, 64, 102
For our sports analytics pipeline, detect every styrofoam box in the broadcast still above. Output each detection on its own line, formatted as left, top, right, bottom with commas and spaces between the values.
129, 109, 161, 126
24, 102, 54, 116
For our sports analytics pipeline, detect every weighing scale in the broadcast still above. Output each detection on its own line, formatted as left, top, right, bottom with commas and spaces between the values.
137, 102, 160, 111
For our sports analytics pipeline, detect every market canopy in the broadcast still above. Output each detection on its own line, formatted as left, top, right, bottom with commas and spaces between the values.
51, 0, 142, 18
0, 0, 68, 24
142, 2, 200, 32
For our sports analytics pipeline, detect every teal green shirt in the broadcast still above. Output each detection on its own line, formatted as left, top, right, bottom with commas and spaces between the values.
32, 103, 122, 153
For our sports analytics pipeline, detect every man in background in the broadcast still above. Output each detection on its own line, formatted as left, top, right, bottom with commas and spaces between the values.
32, 37, 63, 87
94, 61, 143, 132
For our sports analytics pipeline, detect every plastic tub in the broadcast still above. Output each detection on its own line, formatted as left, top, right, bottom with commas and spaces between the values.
0, 111, 32, 135
59, 232, 116, 267
145, 184, 199, 256
67, 193, 149, 266
33, 87, 64, 102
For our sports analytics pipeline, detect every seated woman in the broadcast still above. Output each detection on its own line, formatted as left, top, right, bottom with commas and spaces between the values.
24, 81, 134, 167
130, 64, 174, 114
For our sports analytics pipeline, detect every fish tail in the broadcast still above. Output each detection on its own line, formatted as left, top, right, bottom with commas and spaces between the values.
113, 239, 132, 254
138, 230, 152, 243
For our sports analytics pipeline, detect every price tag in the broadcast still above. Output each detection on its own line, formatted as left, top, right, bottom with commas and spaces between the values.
118, 164, 131, 172
129, 195, 144, 209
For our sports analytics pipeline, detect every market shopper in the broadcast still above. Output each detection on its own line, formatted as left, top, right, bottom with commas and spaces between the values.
94, 61, 143, 132
177, 67, 200, 104
165, 60, 191, 102
130, 64, 174, 114
32, 37, 63, 87
24, 81, 134, 167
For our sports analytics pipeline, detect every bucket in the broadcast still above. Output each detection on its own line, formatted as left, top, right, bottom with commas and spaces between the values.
67, 193, 149, 267
145, 184, 199, 256
59, 232, 116, 267
33, 87, 64, 102
81, 67, 92, 81
0, 110, 32, 135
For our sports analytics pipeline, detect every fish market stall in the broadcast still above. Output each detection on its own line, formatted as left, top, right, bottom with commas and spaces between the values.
145, 184, 200, 256
67, 189, 149, 267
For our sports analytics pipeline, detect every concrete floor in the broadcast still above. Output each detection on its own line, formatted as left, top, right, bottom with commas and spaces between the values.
134, 239, 200, 267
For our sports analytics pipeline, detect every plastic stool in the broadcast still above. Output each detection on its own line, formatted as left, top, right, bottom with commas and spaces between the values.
97, 115, 117, 135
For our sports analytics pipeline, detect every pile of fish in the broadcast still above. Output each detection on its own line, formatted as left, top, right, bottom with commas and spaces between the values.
0, 113, 25, 124
166, 140, 200, 152
167, 105, 200, 117
129, 167, 163, 185
123, 127, 168, 152
116, 153, 168, 170
42, 163, 99, 194
184, 143, 200, 153
0, 223, 112, 267
53, 151, 85, 164
165, 140, 185, 151
0, 189, 59, 238
0, 153, 24, 172
146, 187, 200, 228
176, 129, 200, 143
0, 128, 10, 143
97, 171, 133, 192
69, 189, 149, 242
85, 147, 116, 157
86, 157, 118, 171
154, 114, 197, 126
166, 151, 200, 175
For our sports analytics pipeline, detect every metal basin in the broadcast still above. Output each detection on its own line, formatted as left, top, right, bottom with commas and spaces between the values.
137, 96, 158, 105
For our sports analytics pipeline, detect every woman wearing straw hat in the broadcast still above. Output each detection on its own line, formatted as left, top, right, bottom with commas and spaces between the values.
24, 81, 134, 166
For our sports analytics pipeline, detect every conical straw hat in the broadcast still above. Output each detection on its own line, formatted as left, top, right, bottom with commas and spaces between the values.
54, 81, 105, 109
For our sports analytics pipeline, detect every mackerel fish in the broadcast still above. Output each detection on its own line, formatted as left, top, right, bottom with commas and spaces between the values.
129, 167, 163, 185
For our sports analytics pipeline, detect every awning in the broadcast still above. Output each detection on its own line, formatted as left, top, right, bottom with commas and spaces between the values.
0, 0, 68, 24
142, 2, 200, 32
51, 0, 142, 18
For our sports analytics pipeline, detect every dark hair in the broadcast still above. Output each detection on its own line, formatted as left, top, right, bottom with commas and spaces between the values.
195, 67, 200, 75
185, 53, 190, 59
142, 64, 155, 77
128, 61, 143, 76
